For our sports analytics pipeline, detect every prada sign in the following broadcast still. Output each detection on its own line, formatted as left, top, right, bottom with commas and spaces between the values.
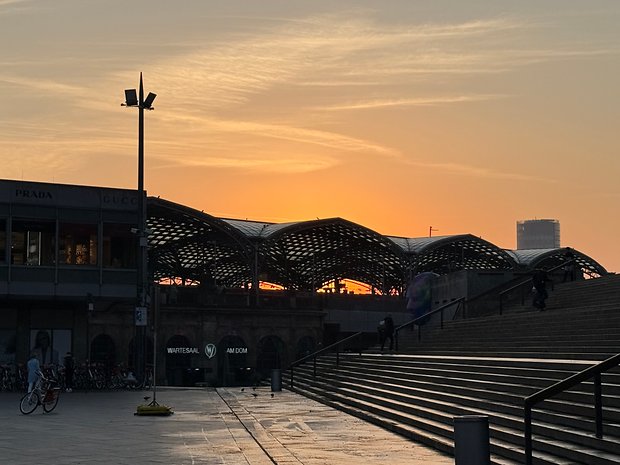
15, 189, 53, 200
0, 180, 137, 210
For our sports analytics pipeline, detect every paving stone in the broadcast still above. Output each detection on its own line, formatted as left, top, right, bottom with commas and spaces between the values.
1, 387, 453, 464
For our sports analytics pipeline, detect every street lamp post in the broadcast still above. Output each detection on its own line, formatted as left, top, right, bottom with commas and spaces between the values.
123, 73, 156, 383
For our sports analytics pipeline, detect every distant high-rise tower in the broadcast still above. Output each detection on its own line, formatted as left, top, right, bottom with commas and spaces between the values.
516, 219, 560, 249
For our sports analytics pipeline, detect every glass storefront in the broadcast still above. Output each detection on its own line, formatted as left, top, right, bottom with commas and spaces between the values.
59, 223, 98, 265
102, 223, 136, 269
11, 220, 55, 266
30, 329, 72, 366
0, 330, 16, 364
6, 220, 136, 269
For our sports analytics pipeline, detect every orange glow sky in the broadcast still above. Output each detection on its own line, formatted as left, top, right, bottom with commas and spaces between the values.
1, 1, 619, 271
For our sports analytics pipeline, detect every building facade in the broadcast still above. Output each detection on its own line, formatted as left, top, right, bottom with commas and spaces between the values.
517, 219, 561, 250
0, 180, 325, 386
0, 180, 138, 366
0, 180, 607, 387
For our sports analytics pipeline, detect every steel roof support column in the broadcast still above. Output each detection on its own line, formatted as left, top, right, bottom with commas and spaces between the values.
252, 244, 260, 307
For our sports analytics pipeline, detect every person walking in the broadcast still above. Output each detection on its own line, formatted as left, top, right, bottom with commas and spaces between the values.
64, 351, 75, 392
380, 314, 395, 352
532, 269, 550, 311
562, 249, 576, 282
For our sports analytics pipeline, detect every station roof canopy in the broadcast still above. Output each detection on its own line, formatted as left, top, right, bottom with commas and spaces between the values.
147, 197, 608, 289
506, 248, 607, 277
147, 198, 253, 286
388, 234, 517, 274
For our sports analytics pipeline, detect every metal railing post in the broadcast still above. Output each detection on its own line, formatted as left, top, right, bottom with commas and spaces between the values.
523, 352, 620, 463
595, 373, 603, 438
440, 308, 444, 329
290, 366, 294, 389
313, 356, 316, 378
524, 404, 533, 465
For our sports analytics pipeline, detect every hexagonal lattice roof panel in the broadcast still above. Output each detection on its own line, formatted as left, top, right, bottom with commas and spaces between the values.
146, 197, 607, 289
388, 234, 516, 274
507, 248, 606, 277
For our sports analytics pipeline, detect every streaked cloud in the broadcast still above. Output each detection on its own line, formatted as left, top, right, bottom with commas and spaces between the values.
152, 152, 337, 174
0, 74, 85, 95
87, 12, 607, 174
0, 0, 31, 15
1, 9, 615, 179
408, 160, 558, 184
315, 95, 506, 111
206, 119, 400, 157
142, 17, 528, 111
0, 0, 28, 7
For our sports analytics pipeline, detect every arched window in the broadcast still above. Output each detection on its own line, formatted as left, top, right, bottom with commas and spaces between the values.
256, 335, 286, 378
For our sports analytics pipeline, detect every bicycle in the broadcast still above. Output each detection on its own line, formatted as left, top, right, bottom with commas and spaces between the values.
19, 371, 61, 415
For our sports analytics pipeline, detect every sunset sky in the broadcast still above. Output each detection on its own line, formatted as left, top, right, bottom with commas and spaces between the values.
1, 1, 619, 271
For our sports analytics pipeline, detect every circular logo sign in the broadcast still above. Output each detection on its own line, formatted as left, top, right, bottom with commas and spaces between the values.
204, 343, 217, 359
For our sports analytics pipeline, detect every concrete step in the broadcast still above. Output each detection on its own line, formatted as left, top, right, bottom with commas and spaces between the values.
288, 275, 620, 464
296, 363, 620, 432
289, 351, 620, 464
291, 370, 620, 464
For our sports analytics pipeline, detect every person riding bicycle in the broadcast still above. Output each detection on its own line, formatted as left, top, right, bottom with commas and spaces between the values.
27, 352, 40, 393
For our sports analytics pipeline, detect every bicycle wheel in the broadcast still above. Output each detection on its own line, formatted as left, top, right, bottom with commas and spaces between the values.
43, 389, 60, 413
20, 392, 40, 414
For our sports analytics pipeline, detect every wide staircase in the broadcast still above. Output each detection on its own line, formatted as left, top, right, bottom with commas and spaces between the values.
287, 274, 620, 464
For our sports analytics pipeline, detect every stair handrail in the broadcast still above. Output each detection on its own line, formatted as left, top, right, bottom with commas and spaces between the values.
394, 298, 465, 351
524, 351, 620, 465
499, 260, 573, 315
289, 331, 363, 389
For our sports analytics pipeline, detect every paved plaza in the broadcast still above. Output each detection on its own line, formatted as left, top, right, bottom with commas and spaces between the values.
1, 386, 453, 465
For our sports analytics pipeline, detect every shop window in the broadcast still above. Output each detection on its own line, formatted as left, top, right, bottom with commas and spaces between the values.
11, 219, 55, 266
30, 329, 72, 366
59, 223, 98, 265
102, 224, 136, 269
0, 330, 16, 364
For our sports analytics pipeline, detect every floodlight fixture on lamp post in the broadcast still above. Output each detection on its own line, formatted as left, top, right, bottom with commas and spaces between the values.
122, 73, 156, 383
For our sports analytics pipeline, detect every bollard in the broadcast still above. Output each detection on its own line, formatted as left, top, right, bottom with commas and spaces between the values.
453, 415, 490, 465
270, 368, 282, 392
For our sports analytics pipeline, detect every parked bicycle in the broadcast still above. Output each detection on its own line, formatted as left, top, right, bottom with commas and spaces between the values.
19, 371, 61, 415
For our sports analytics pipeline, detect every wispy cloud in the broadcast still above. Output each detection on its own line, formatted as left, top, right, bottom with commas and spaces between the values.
3, 10, 615, 178
134, 13, 612, 118
408, 160, 558, 184
0, 74, 85, 95
315, 94, 506, 111
0, 0, 31, 15
141, 17, 528, 110
0, 0, 28, 7
206, 119, 399, 156
151, 152, 337, 174
141, 114, 396, 173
